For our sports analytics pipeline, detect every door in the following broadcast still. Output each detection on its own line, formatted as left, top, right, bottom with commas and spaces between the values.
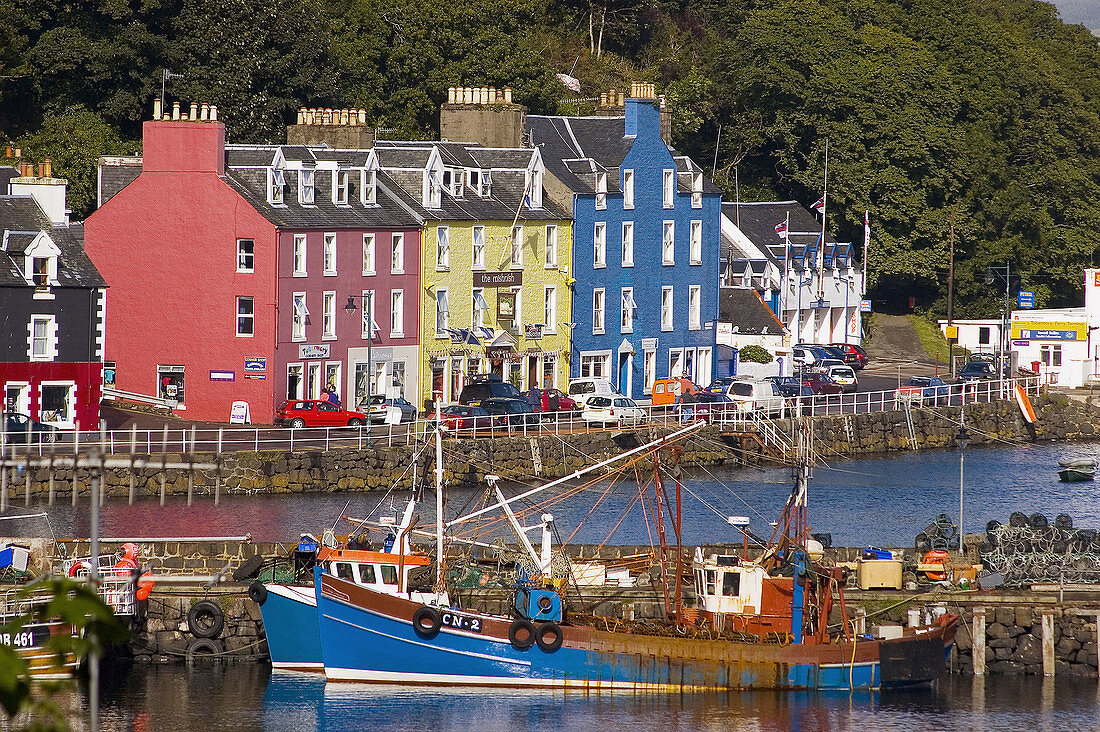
618, 354, 632, 398
287, 365, 303, 401
316, 400, 342, 426
527, 356, 539, 390
307, 363, 322, 399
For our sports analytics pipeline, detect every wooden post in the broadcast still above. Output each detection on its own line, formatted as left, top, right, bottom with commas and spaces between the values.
1041, 610, 1055, 677
48, 472, 55, 505
1, 467, 7, 511
973, 608, 987, 676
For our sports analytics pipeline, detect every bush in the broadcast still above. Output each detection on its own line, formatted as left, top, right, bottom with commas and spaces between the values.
739, 345, 773, 364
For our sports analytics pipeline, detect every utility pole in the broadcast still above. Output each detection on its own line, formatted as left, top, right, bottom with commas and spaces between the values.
947, 208, 955, 324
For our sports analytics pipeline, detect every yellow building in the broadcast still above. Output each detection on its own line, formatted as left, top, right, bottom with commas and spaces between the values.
374, 142, 574, 408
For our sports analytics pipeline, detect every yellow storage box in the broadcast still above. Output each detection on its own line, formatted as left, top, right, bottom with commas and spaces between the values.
857, 559, 903, 590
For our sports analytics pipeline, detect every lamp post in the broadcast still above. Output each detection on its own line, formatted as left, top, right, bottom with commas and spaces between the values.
345, 291, 374, 441
984, 263, 1013, 384
956, 426, 970, 557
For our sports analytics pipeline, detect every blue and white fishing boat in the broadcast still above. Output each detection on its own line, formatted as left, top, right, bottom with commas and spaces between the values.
314, 414, 959, 690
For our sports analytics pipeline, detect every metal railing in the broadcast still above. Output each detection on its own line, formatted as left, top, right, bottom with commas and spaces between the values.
1, 376, 1041, 458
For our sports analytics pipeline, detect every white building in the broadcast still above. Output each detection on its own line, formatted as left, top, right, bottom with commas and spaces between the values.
721, 201, 864, 348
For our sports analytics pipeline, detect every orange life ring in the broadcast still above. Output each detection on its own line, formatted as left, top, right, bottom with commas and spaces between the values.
67, 560, 90, 578
135, 571, 155, 601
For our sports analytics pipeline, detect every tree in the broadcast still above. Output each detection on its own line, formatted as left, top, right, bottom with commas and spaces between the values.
16, 108, 138, 221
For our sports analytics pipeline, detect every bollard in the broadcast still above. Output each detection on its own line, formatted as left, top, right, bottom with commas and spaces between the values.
973, 608, 987, 676
1041, 610, 1055, 677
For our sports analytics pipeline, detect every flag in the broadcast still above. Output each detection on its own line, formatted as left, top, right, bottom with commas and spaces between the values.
863, 210, 871, 250
556, 73, 581, 92
774, 220, 788, 237
811, 196, 825, 214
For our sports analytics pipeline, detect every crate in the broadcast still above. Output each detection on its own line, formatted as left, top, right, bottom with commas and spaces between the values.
857, 559, 903, 590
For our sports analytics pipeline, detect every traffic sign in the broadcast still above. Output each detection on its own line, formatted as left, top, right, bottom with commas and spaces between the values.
859, 300, 872, 313
1018, 291, 1035, 308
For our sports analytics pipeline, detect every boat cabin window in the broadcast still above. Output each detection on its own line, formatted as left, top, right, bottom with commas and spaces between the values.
722, 571, 740, 597
705, 570, 717, 596
357, 564, 377, 584
694, 569, 704, 597
380, 565, 398, 585
335, 562, 355, 581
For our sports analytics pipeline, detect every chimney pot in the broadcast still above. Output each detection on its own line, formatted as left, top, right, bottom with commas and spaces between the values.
153, 98, 162, 120
481, 87, 489, 105
359, 109, 367, 125
43, 157, 51, 178
189, 102, 198, 119
172, 101, 181, 120
348, 109, 357, 126
4, 145, 11, 158
489, 87, 497, 103
599, 93, 607, 107
504, 87, 513, 104
210, 105, 217, 121
462, 87, 471, 104
472, 88, 481, 104
448, 87, 456, 104
201, 103, 210, 121
297, 108, 305, 124
14, 147, 21, 158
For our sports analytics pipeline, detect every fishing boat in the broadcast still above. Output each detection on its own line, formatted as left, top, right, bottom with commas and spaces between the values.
0, 589, 78, 679
313, 414, 959, 691
1058, 458, 1096, 483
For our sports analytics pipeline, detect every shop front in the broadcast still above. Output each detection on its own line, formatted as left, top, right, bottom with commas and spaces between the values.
0, 362, 102, 430
426, 346, 564, 408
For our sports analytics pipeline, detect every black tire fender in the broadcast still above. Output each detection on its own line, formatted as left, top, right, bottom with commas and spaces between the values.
233, 554, 266, 581
188, 600, 225, 639
185, 638, 224, 663
508, 619, 536, 650
535, 622, 563, 653
248, 581, 268, 605
412, 606, 442, 639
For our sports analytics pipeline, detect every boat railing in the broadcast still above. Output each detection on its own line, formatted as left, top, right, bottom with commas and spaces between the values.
0, 376, 1042, 456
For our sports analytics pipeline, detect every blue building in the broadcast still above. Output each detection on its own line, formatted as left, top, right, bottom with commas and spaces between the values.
528, 83, 723, 399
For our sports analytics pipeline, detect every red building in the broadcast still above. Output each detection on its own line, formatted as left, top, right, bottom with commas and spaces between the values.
86, 103, 423, 422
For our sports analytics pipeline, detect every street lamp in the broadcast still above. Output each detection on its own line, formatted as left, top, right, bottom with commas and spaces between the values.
984, 263, 1013, 382
345, 292, 375, 440
956, 426, 970, 557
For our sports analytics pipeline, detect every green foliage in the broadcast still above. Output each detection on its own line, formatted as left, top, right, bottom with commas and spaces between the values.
739, 344, 773, 364
15, 107, 138, 219
0, 578, 127, 728
907, 314, 952, 364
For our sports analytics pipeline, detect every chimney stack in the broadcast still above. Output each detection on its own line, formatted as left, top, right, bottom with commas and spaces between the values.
439, 83, 526, 147
286, 104, 376, 149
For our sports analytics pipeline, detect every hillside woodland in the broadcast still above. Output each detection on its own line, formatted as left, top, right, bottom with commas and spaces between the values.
1, 0, 1098, 316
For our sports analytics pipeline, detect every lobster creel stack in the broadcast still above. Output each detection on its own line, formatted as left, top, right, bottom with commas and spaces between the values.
914, 513, 960, 552
979, 512, 1100, 586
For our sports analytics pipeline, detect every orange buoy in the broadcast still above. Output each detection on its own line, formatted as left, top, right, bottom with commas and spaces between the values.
135, 571, 155, 601
67, 560, 89, 578
922, 549, 951, 581
115, 557, 139, 571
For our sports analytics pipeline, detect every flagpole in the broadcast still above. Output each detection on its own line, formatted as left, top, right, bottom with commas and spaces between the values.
862, 210, 870, 345
818, 139, 828, 300
781, 211, 791, 360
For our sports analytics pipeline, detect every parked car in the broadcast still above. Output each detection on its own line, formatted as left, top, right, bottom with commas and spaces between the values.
825, 365, 858, 393
481, 397, 540, 427
436, 404, 493, 433
829, 343, 869, 369
894, 376, 952, 405
651, 377, 701, 407
800, 373, 843, 395
720, 380, 787, 417
691, 392, 737, 423
275, 400, 370, 428
522, 388, 579, 414
706, 376, 739, 394
2, 413, 58, 443
792, 345, 830, 371
957, 361, 997, 382
365, 396, 418, 423
764, 376, 814, 399
459, 374, 522, 406
567, 378, 616, 409
581, 395, 647, 426
815, 358, 847, 374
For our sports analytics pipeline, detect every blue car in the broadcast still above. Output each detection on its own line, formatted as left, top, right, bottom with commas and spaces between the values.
765, 376, 814, 398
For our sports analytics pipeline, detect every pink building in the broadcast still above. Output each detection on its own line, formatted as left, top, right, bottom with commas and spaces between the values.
86, 103, 423, 422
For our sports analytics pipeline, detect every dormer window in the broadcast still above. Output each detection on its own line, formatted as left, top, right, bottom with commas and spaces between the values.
362, 170, 377, 205
692, 172, 703, 208
525, 167, 543, 209
424, 169, 442, 209
300, 169, 315, 205
468, 170, 482, 196
334, 169, 350, 204
481, 171, 492, 198
268, 168, 285, 204
23, 233, 60, 298
442, 169, 464, 198
595, 172, 607, 210
31, 257, 50, 288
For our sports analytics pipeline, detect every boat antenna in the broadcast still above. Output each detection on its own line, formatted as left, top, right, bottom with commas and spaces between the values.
434, 393, 445, 592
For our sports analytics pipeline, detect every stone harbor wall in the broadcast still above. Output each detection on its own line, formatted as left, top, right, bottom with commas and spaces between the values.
3, 393, 1100, 498
952, 605, 1099, 677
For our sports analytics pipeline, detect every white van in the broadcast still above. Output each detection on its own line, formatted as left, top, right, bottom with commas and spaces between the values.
722, 380, 786, 417
567, 378, 617, 409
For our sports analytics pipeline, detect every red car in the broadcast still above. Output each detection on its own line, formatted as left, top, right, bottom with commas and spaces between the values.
437, 404, 494, 432
523, 388, 580, 413
800, 373, 844, 395
275, 400, 370, 428
829, 343, 869, 370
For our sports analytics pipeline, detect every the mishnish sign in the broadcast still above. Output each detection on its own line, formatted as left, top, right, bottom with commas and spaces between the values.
474, 271, 522, 288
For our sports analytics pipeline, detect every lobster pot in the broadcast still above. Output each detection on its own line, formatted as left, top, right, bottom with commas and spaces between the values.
857, 559, 903, 590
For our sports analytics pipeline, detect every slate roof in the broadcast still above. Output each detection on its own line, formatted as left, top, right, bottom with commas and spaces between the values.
98, 157, 142, 206
722, 200, 855, 270
0, 166, 18, 194
718, 287, 784, 335
527, 114, 723, 197
0, 196, 105, 288
373, 141, 571, 223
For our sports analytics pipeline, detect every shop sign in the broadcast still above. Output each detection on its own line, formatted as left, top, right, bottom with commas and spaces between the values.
486, 346, 513, 360
641, 338, 658, 351
209, 370, 235, 381
497, 292, 516, 320
474, 271, 522, 288
859, 300, 872, 313
524, 323, 543, 340
230, 401, 251, 424
244, 357, 267, 373
299, 344, 330, 359
1011, 320, 1085, 341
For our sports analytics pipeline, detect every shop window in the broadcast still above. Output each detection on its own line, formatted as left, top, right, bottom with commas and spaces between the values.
287, 364, 303, 401
39, 383, 74, 425
392, 362, 406, 398
158, 365, 185, 405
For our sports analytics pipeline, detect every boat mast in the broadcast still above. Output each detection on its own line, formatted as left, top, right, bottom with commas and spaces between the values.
434, 396, 445, 591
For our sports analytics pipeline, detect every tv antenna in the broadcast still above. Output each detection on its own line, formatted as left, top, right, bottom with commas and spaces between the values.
161, 68, 184, 109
